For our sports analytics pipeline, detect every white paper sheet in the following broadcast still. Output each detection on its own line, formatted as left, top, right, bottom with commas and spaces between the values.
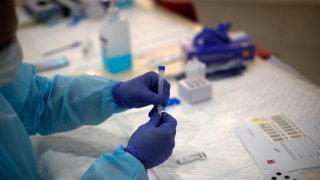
236, 115, 320, 175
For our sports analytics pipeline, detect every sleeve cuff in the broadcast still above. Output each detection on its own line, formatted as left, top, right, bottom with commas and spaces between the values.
81, 145, 148, 180
108, 81, 128, 111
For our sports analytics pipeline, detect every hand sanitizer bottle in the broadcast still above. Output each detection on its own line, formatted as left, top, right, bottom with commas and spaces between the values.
100, 0, 132, 73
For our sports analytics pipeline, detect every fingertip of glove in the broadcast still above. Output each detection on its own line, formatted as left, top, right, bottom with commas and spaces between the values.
146, 71, 159, 80
164, 80, 171, 89
152, 112, 160, 120
148, 105, 158, 117
148, 113, 161, 127
161, 112, 171, 118
161, 112, 177, 128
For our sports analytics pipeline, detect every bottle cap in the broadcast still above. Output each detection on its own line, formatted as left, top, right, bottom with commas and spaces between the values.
158, 66, 165, 71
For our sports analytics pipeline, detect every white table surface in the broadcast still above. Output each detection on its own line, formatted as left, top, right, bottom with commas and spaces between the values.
18, 1, 320, 179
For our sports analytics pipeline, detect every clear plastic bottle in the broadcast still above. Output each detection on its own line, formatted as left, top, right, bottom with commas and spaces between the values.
185, 58, 206, 79
100, 1, 132, 73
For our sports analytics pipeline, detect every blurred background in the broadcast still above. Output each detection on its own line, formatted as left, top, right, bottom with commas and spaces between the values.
192, 0, 320, 85
13, 0, 320, 84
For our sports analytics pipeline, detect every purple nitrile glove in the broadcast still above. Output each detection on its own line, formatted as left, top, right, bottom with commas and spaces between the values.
193, 22, 232, 49
125, 111, 177, 169
112, 71, 171, 108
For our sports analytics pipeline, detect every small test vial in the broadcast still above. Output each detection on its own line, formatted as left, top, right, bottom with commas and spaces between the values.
157, 66, 165, 116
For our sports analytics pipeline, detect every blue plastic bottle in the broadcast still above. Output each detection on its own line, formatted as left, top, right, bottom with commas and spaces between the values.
117, 0, 134, 9
100, 3, 132, 73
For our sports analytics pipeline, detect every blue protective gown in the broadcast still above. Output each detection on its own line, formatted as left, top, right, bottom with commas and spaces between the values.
0, 63, 148, 179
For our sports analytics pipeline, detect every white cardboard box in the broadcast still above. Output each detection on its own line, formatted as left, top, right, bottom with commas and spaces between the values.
178, 78, 212, 104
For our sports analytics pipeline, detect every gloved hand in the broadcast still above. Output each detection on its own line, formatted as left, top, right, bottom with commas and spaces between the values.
112, 71, 171, 108
125, 112, 177, 169
193, 22, 231, 49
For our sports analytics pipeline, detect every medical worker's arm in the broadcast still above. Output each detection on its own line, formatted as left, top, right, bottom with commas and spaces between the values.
34, 74, 128, 135
81, 112, 177, 179
1, 64, 170, 135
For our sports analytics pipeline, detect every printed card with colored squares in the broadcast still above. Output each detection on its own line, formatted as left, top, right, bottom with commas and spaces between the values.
235, 115, 320, 175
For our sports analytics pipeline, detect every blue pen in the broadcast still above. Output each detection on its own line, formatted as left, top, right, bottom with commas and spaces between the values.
157, 66, 165, 116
